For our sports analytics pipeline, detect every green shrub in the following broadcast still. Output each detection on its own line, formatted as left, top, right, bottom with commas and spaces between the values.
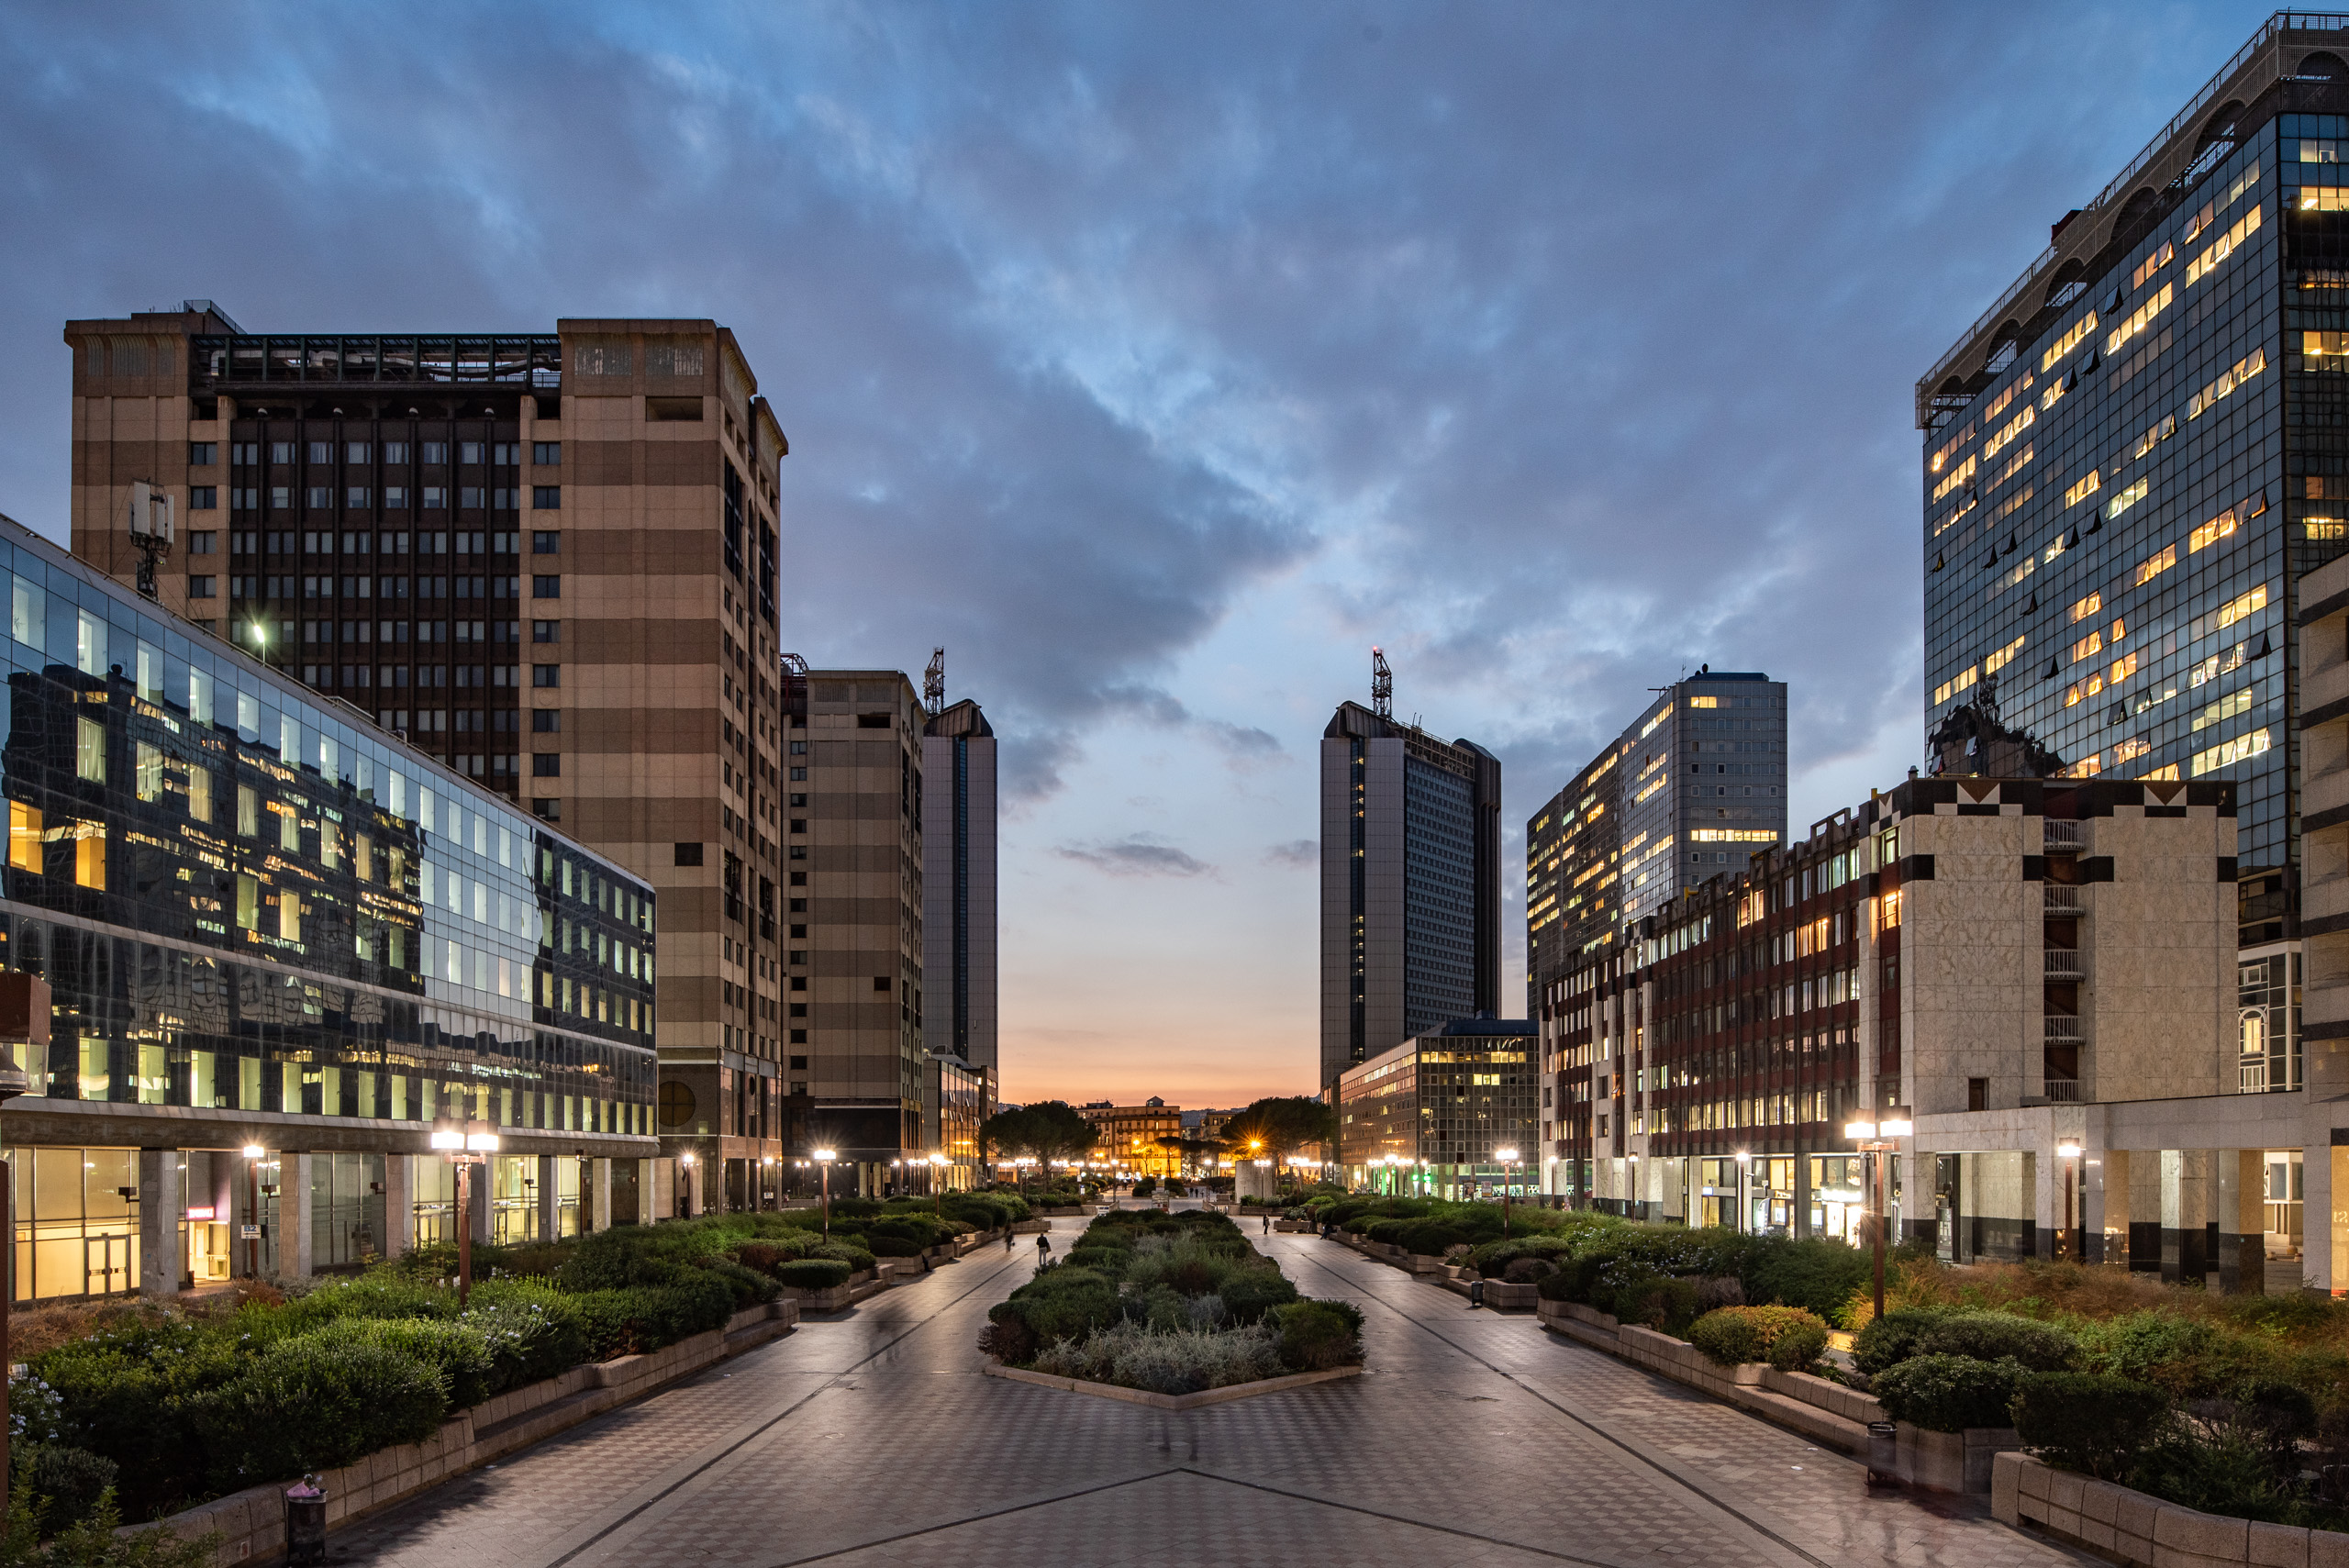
194, 1337, 448, 1487
1685, 1308, 1761, 1367
2076, 1310, 2222, 1391
462, 1283, 591, 1392
774, 1259, 852, 1291
1274, 1301, 1363, 1371
983, 1266, 1121, 1362
1686, 1306, 1831, 1371
1030, 1320, 1282, 1394
13, 1442, 118, 1532
2010, 1372, 2170, 1479
1745, 1238, 1870, 1325
569, 1275, 737, 1360
1852, 1306, 1969, 1375
809, 1240, 876, 1273
1918, 1312, 2078, 1373
299, 1317, 496, 1408
692, 1255, 782, 1307
861, 1235, 923, 1258
1871, 1354, 2027, 1433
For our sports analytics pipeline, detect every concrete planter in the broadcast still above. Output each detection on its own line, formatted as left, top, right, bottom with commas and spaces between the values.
982, 1360, 1362, 1409
1994, 1450, 2349, 1566
1405, 1253, 1445, 1275
141, 1300, 796, 1567
1898, 1424, 2019, 1495
785, 1282, 853, 1312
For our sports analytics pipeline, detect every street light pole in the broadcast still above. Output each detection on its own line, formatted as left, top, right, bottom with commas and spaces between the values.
431, 1104, 500, 1308
1844, 1108, 1913, 1323
679, 1151, 696, 1219
1735, 1148, 1753, 1234
814, 1147, 836, 1235
2055, 1140, 2083, 1262
242, 1143, 266, 1279
1496, 1147, 1520, 1236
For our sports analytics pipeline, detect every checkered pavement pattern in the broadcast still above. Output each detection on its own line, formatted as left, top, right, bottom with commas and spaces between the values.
330, 1218, 2087, 1568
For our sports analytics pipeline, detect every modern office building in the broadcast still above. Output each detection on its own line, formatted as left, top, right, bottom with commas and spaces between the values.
1078, 1098, 1184, 1179
921, 681, 996, 1074
1915, 17, 2349, 1094
924, 1051, 992, 1189
1336, 1017, 1538, 1199
61, 304, 791, 1211
788, 669, 928, 1195
1525, 671, 1787, 1016
0, 510, 657, 1299
1319, 671, 1502, 1098
1538, 773, 2308, 1286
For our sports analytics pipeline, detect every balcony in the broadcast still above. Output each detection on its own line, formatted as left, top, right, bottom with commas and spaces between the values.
2043, 949, 2085, 979
2043, 885, 2085, 916
2043, 1016, 2083, 1044
2043, 820, 2084, 851
2043, 1078, 2085, 1104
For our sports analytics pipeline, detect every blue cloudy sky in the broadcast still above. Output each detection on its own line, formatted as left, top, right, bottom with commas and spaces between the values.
0, 1, 2276, 1106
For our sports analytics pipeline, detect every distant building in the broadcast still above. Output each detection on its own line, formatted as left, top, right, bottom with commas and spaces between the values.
1078, 1098, 1183, 1178
922, 692, 996, 1073
1336, 1018, 1537, 1198
1525, 671, 1786, 1021
1319, 688, 1501, 1099
789, 669, 928, 1195
924, 1053, 992, 1190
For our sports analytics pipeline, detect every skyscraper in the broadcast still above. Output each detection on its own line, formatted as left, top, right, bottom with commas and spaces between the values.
922, 682, 996, 1072
62, 306, 793, 1208
1525, 671, 1787, 1014
1917, 14, 2346, 1079
1319, 661, 1500, 1096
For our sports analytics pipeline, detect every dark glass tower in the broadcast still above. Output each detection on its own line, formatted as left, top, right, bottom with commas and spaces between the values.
1319, 701, 1500, 1095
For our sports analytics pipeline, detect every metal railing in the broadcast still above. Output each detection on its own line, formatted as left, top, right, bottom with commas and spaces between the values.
2044, 885, 2086, 915
2043, 819, 2084, 851
2043, 1078, 2086, 1104
2044, 1016, 2084, 1044
2044, 949, 2085, 979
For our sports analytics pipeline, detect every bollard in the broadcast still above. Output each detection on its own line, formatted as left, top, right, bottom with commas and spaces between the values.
1865, 1420, 1899, 1489
284, 1473, 328, 1563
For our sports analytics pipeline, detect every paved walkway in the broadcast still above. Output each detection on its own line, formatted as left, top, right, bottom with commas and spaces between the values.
331, 1217, 2090, 1568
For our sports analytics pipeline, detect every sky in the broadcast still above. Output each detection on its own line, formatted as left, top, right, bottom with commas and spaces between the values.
0, 1, 2278, 1107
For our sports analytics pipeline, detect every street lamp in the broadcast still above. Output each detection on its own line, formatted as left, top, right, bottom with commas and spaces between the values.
813, 1147, 837, 1236
2055, 1140, 2084, 1262
1496, 1147, 1520, 1235
678, 1151, 696, 1218
930, 1151, 949, 1216
1844, 1108, 1913, 1323
430, 1107, 499, 1307
242, 1143, 268, 1280
1734, 1149, 1753, 1234
761, 1154, 776, 1211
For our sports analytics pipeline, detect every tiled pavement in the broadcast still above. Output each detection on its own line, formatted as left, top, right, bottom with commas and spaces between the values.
331, 1216, 2093, 1568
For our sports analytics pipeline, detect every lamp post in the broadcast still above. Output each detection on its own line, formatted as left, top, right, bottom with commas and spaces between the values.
2055, 1140, 2083, 1262
430, 1108, 499, 1308
930, 1151, 948, 1215
1843, 1108, 1913, 1323
678, 1151, 696, 1219
762, 1154, 776, 1211
1496, 1147, 1520, 1235
1735, 1149, 1753, 1234
813, 1147, 836, 1236
242, 1143, 267, 1280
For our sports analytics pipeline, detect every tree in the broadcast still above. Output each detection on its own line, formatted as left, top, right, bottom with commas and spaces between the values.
1024, 1100, 1098, 1164
1220, 1095, 1338, 1162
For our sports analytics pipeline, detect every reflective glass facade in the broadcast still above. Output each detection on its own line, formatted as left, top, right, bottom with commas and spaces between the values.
0, 512, 657, 1138
1921, 115, 2349, 939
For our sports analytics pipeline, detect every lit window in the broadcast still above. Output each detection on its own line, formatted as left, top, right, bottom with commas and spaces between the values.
2069, 591, 2103, 622
2190, 727, 2271, 777
2104, 283, 2173, 355
2185, 204, 2262, 286
2063, 469, 2102, 508
75, 717, 104, 783
2188, 509, 2240, 553
2189, 347, 2267, 418
1984, 403, 2034, 459
2130, 242, 2175, 289
2299, 186, 2349, 214
2040, 312, 2098, 372
2132, 543, 2177, 586
2104, 477, 2150, 520
2109, 651, 2139, 686
1984, 635, 2025, 674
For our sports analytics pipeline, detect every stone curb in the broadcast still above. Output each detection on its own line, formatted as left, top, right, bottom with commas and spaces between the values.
1995, 1449, 2349, 1566
981, 1360, 1363, 1409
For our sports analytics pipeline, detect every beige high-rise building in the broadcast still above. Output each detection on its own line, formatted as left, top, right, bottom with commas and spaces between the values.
61, 304, 792, 1211
788, 669, 927, 1195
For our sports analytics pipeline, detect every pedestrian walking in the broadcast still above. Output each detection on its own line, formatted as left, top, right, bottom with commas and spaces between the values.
1003, 1228, 1014, 1251
1036, 1233, 1052, 1264
1262, 1215, 1270, 1235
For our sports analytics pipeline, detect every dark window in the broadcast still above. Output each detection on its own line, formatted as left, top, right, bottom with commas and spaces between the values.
532, 664, 560, 688
188, 487, 217, 510
531, 754, 560, 777
531, 797, 560, 821
308, 442, 330, 464
790, 976, 807, 991
188, 532, 217, 555
188, 576, 216, 598
532, 531, 559, 553
532, 487, 560, 510
856, 713, 889, 728
789, 1029, 807, 1044
789, 1055, 807, 1071
1968, 1077, 1987, 1112
190, 442, 217, 466
674, 842, 704, 866
532, 619, 559, 642
532, 575, 561, 598
722, 461, 744, 580
532, 710, 560, 733
532, 442, 561, 466
873, 976, 892, 993
421, 442, 448, 465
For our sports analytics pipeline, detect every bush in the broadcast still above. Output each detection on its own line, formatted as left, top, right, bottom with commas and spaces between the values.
1745, 1238, 1870, 1325
193, 1337, 448, 1487
1918, 1312, 2078, 1373
298, 1317, 496, 1408
1687, 1306, 1830, 1371
1871, 1354, 2027, 1433
1031, 1320, 1283, 1395
774, 1259, 852, 1291
2010, 1372, 2171, 1479
1502, 1257, 1554, 1284
1274, 1301, 1363, 1371
861, 1235, 924, 1258
1211, 1268, 1300, 1327
809, 1240, 876, 1273
13, 1443, 118, 1532
1852, 1307, 1969, 1376
462, 1284, 591, 1393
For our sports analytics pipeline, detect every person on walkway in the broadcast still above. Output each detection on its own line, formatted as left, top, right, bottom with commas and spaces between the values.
1036, 1233, 1052, 1264
1003, 1228, 1014, 1251
1262, 1215, 1271, 1235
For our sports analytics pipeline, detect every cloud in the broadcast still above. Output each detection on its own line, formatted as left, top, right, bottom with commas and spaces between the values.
1264, 840, 1316, 869
1053, 834, 1214, 878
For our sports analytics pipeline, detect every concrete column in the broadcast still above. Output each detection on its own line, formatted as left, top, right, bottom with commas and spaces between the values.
591, 1158, 612, 1233
471, 1160, 494, 1244
2219, 1149, 2266, 1295
2131, 1148, 2164, 1271
537, 1154, 558, 1240
137, 1149, 183, 1297
284, 1152, 315, 1281
2090, 1150, 2128, 1267
2161, 1149, 2211, 1284
382, 1153, 411, 1261
2315, 1143, 2340, 1295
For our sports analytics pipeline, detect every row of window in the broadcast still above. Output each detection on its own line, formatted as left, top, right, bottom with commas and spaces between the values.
283, 662, 562, 688
206, 531, 558, 556
206, 575, 561, 600
199, 440, 561, 469
193, 487, 559, 512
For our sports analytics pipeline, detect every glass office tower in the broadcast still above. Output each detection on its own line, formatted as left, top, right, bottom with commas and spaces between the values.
1919, 20, 2349, 1078
0, 510, 655, 1297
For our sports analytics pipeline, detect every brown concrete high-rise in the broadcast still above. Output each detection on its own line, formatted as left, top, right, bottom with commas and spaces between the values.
63, 305, 794, 1210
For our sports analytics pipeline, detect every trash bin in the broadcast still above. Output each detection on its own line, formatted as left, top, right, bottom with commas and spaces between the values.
1865, 1420, 1899, 1489
284, 1474, 328, 1564
1467, 1280, 1486, 1309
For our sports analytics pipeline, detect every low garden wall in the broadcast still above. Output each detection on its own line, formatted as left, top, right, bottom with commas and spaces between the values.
147, 1299, 799, 1567
1994, 1451, 2349, 1567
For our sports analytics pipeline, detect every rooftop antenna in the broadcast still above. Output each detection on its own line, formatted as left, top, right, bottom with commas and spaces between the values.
1371, 646, 1392, 720
924, 647, 945, 717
